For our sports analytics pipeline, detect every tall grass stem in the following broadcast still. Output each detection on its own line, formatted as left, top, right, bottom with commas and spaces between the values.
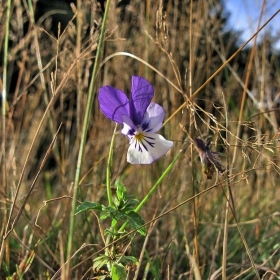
65, 0, 112, 276
27, 0, 60, 162
0, 0, 12, 268
231, 3, 264, 170
188, 0, 200, 269
76, 0, 82, 133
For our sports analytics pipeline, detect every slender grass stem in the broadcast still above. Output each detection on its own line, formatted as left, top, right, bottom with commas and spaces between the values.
222, 92, 230, 280
76, 0, 82, 133
231, 3, 264, 170
188, 0, 200, 271
27, 0, 61, 162
145, 0, 150, 79
0, 0, 12, 268
66, 0, 112, 276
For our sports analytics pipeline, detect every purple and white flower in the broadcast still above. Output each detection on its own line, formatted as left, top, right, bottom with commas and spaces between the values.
98, 76, 173, 164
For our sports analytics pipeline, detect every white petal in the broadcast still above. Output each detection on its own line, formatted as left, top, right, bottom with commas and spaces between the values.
127, 133, 173, 164
141, 103, 165, 132
121, 115, 136, 137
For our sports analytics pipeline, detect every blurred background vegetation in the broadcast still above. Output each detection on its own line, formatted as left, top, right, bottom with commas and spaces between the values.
0, 0, 279, 279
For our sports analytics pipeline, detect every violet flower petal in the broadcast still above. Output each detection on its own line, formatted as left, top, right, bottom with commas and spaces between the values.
141, 103, 165, 133
121, 115, 136, 140
130, 76, 154, 125
98, 85, 129, 125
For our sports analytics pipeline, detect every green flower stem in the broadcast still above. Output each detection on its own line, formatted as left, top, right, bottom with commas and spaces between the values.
119, 147, 185, 233
135, 149, 183, 212
106, 124, 118, 207
66, 0, 111, 273
104, 125, 118, 270
104, 124, 118, 258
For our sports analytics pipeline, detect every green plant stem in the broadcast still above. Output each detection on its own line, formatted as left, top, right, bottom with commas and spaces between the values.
104, 125, 118, 270
106, 124, 118, 207
119, 147, 185, 233
66, 0, 111, 275
0, 0, 12, 268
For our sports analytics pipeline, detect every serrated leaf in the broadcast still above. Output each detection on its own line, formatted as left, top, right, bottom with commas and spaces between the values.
126, 212, 146, 236
112, 263, 127, 280
75, 202, 103, 215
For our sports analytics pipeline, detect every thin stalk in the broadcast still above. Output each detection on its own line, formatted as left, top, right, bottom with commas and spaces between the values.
106, 124, 118, 207
0, 0, 12, 268
103, 125, 119, 273
222, 198, 229, 280
231, 1, 266, 170
27, 0, 60, 161
104, 125, 118, 266
145, 0, 150, 78
119, 147, 185, 232
135, 149, 184, 212
65, 0, 112, 276
188, 0, 200, 269
76, 0, 82, 133
222, 92, 230, 280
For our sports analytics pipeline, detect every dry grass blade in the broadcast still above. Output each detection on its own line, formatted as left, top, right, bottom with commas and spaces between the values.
1, 0, 279, 278
5, 123, 62, 238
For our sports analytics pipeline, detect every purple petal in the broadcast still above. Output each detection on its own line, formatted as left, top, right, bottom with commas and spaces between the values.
121, 115, 136, 140
129, 76, 154, 125
141, 103, 165, 133
98, 86, 130, 124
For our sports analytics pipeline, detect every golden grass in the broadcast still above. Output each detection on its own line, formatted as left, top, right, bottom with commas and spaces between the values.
1, 0, 279, 279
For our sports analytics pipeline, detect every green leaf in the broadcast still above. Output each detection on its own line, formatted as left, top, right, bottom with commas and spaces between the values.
112, 263, 127, 280
100, 213, 111, 220
116, 182, 126, 200
93, 254, 111, 270
126, 211, 146, 236
117, 255, 138, 265
111, 218, 117, 227
113, 196, 121, 208
100, 206, 118, 220
123, 199, 139, 211
2, 261, 9, 274
75, 201, 103, 215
